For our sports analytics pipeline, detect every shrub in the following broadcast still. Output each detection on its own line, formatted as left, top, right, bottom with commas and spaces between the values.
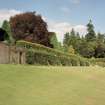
17, 40, 90, 66
16, 40, 76, 57
26, 50, 60, 65
26, 49, 89, 66
90, 58, 105, 67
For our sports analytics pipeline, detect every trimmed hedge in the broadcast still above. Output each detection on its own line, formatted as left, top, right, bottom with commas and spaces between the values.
26, 49, 89, 66
16, 40, 77, 57
16, 40, 90, 66
90, 58, 105, 67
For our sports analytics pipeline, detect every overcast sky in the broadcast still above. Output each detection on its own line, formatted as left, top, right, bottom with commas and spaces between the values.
0, 0, 105, 41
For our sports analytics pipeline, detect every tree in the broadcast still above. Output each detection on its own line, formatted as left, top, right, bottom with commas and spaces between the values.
76, 32, 80, 40
77, 41, 96, 58
63, 32, 70, 46
69, 29, 76, 47
69, 29, 82, 52
63, 32, 70, 52
2, 20, 14, 43
0, 28, 8, 41
63, 29, 81, 53
63, 29, 77, 49
95, 42, 105, 58
58, 42, 64, 51
85, 20, 96, 41
62, 20, 105, 58
97, 32, 105, 43
10, 12, 52, 47
49, 32, 59, 49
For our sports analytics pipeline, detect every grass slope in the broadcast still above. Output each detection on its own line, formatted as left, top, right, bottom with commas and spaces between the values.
0, 65, 105, 105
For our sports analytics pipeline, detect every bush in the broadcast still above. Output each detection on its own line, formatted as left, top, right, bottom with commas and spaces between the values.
26, 49, 89, 66
17, 40, 90, 66
79, 57, 90, 66
16, 40, 76, 57
90, 58, 105, 67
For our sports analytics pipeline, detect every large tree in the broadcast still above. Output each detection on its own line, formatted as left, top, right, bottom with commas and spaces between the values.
10, 12, 52, 47
85, 20, 96, 41
2, 20, 13, 43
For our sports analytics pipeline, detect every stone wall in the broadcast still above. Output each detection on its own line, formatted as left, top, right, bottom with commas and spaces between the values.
0, 43, 26, 64
0, 43, 10, 64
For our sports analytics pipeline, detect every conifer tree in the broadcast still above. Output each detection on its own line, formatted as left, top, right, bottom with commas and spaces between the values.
85, 20, 96, 41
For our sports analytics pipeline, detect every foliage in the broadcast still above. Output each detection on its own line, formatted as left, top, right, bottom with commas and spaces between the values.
69, 29, 77, 47
63, 32, 70, 46
16, 40, 89, 66
68, 45, 75, 54
63, 20, 105, 59
85, 20, 96, 41
90, 58, 105, 67
16, 40, 75, 57
63, 29, 81, 53
97, 32, 105, 43
10, 12, 52, 47
57, 42, 64, 51
26, 49, 89, 66
0, 28, 8, 42
63, 29, 77, 48
8, 11, 105, 60
95, 42, 105, 58
50, 32, 60, 50
75, 41, 96, 58
2, 20, 14, 43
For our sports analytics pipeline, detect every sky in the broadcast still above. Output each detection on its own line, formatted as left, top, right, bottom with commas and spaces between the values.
0, 0, 105, 41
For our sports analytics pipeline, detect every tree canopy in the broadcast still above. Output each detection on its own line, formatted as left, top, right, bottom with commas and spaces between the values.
63, 20, 105, 58
10, 12, 52, 47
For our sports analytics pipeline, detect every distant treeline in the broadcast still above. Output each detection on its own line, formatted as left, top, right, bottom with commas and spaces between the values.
63, 20, 105, 58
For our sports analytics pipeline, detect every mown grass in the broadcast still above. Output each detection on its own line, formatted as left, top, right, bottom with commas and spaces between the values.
0, 65, 105, 105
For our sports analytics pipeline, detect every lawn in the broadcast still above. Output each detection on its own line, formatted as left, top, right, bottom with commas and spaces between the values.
0, 65, 105, 105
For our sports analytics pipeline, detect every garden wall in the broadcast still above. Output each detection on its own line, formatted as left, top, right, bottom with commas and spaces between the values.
0, 43, 26, 64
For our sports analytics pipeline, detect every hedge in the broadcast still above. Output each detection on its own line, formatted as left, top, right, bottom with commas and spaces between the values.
16, 40, 90, 66
16, 40, 77, 57
90, 58, 105, 67
26, 49, 89, 66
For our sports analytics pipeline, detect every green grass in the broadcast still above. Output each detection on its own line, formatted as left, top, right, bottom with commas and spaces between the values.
0, 65, 105, 105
